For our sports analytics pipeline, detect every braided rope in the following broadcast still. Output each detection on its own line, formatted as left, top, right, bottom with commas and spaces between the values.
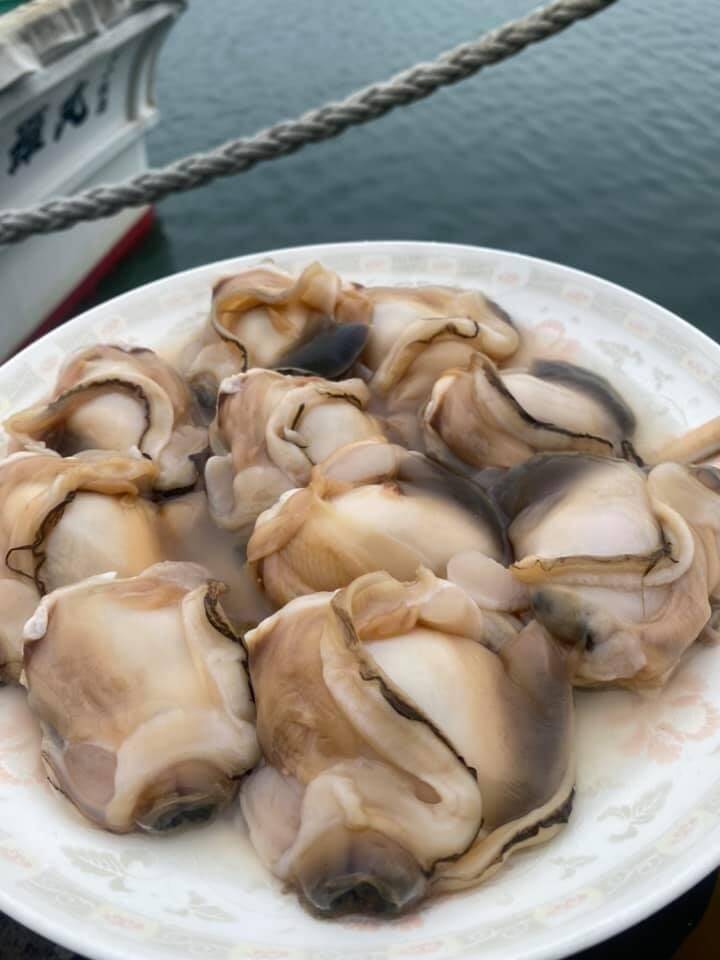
0, 0, 618, 245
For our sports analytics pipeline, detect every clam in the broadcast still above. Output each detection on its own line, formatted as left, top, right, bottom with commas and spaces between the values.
0, 577, 38, 686
424, 356, 637, 471
646, 461, 720, 643
496, 453, 714, 688
205, 370, 385, 535
247, 439, 518, 609
6, 254, 713, 908
241, 569, 574, 915
5, 345, 208, 493
273, 323, 370, 379
23, 562, 258, 833
646, 416, 720, 466
158, 490, 274, 631
0, 450, 162, 682
361, 284, 519, 444
188, 262, 372, 400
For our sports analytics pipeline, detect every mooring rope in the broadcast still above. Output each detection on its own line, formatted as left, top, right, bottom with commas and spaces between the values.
0, 0, 618, 246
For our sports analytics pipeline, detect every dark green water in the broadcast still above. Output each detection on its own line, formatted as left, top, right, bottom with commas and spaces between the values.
89, 0, 720, 337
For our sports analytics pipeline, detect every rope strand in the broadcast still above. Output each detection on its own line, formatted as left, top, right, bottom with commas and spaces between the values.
0, 0, 618, 246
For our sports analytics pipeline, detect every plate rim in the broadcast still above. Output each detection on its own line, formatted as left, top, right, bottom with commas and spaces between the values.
6, 239, 720, 377
0, 239, 718, 960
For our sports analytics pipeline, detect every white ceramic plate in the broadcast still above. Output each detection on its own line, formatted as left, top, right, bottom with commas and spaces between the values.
1, 241, 720, 960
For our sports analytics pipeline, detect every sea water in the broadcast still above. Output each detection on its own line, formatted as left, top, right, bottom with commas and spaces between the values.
86, 0, 720, 342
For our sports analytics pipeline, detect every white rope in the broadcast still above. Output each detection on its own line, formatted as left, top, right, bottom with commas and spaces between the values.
0, 0, 618, 245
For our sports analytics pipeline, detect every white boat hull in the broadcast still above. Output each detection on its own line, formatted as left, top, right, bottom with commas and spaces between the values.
0, 0, 186, 358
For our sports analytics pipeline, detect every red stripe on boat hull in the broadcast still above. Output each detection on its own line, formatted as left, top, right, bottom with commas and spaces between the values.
12, 207, 155, 355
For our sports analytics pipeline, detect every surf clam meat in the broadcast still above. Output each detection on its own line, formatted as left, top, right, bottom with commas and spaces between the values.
5, 345, 208, 493
158, 490, 274, 630
0, 574, 37, 684
424, 356, 637, 470
646, 415, 720, 467
241, 569, 574, 915
356, 285, 518, 444
22, 562, 259, 833
188, 262, 372, 399
645, 462, 720, 641
363, 284, 519, 376
2, 256, 717, 917
496, 453, 716, 688
246, 439, 519, 609
273, 323, 370, 380
0, 450, 162, 683
205, 370, 385, 535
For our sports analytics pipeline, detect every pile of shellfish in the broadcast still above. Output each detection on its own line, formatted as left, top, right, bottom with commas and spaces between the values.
1, 261, 718, 917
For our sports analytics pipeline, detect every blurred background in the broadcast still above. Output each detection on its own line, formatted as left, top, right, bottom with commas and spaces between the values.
86, 0, 719, 336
